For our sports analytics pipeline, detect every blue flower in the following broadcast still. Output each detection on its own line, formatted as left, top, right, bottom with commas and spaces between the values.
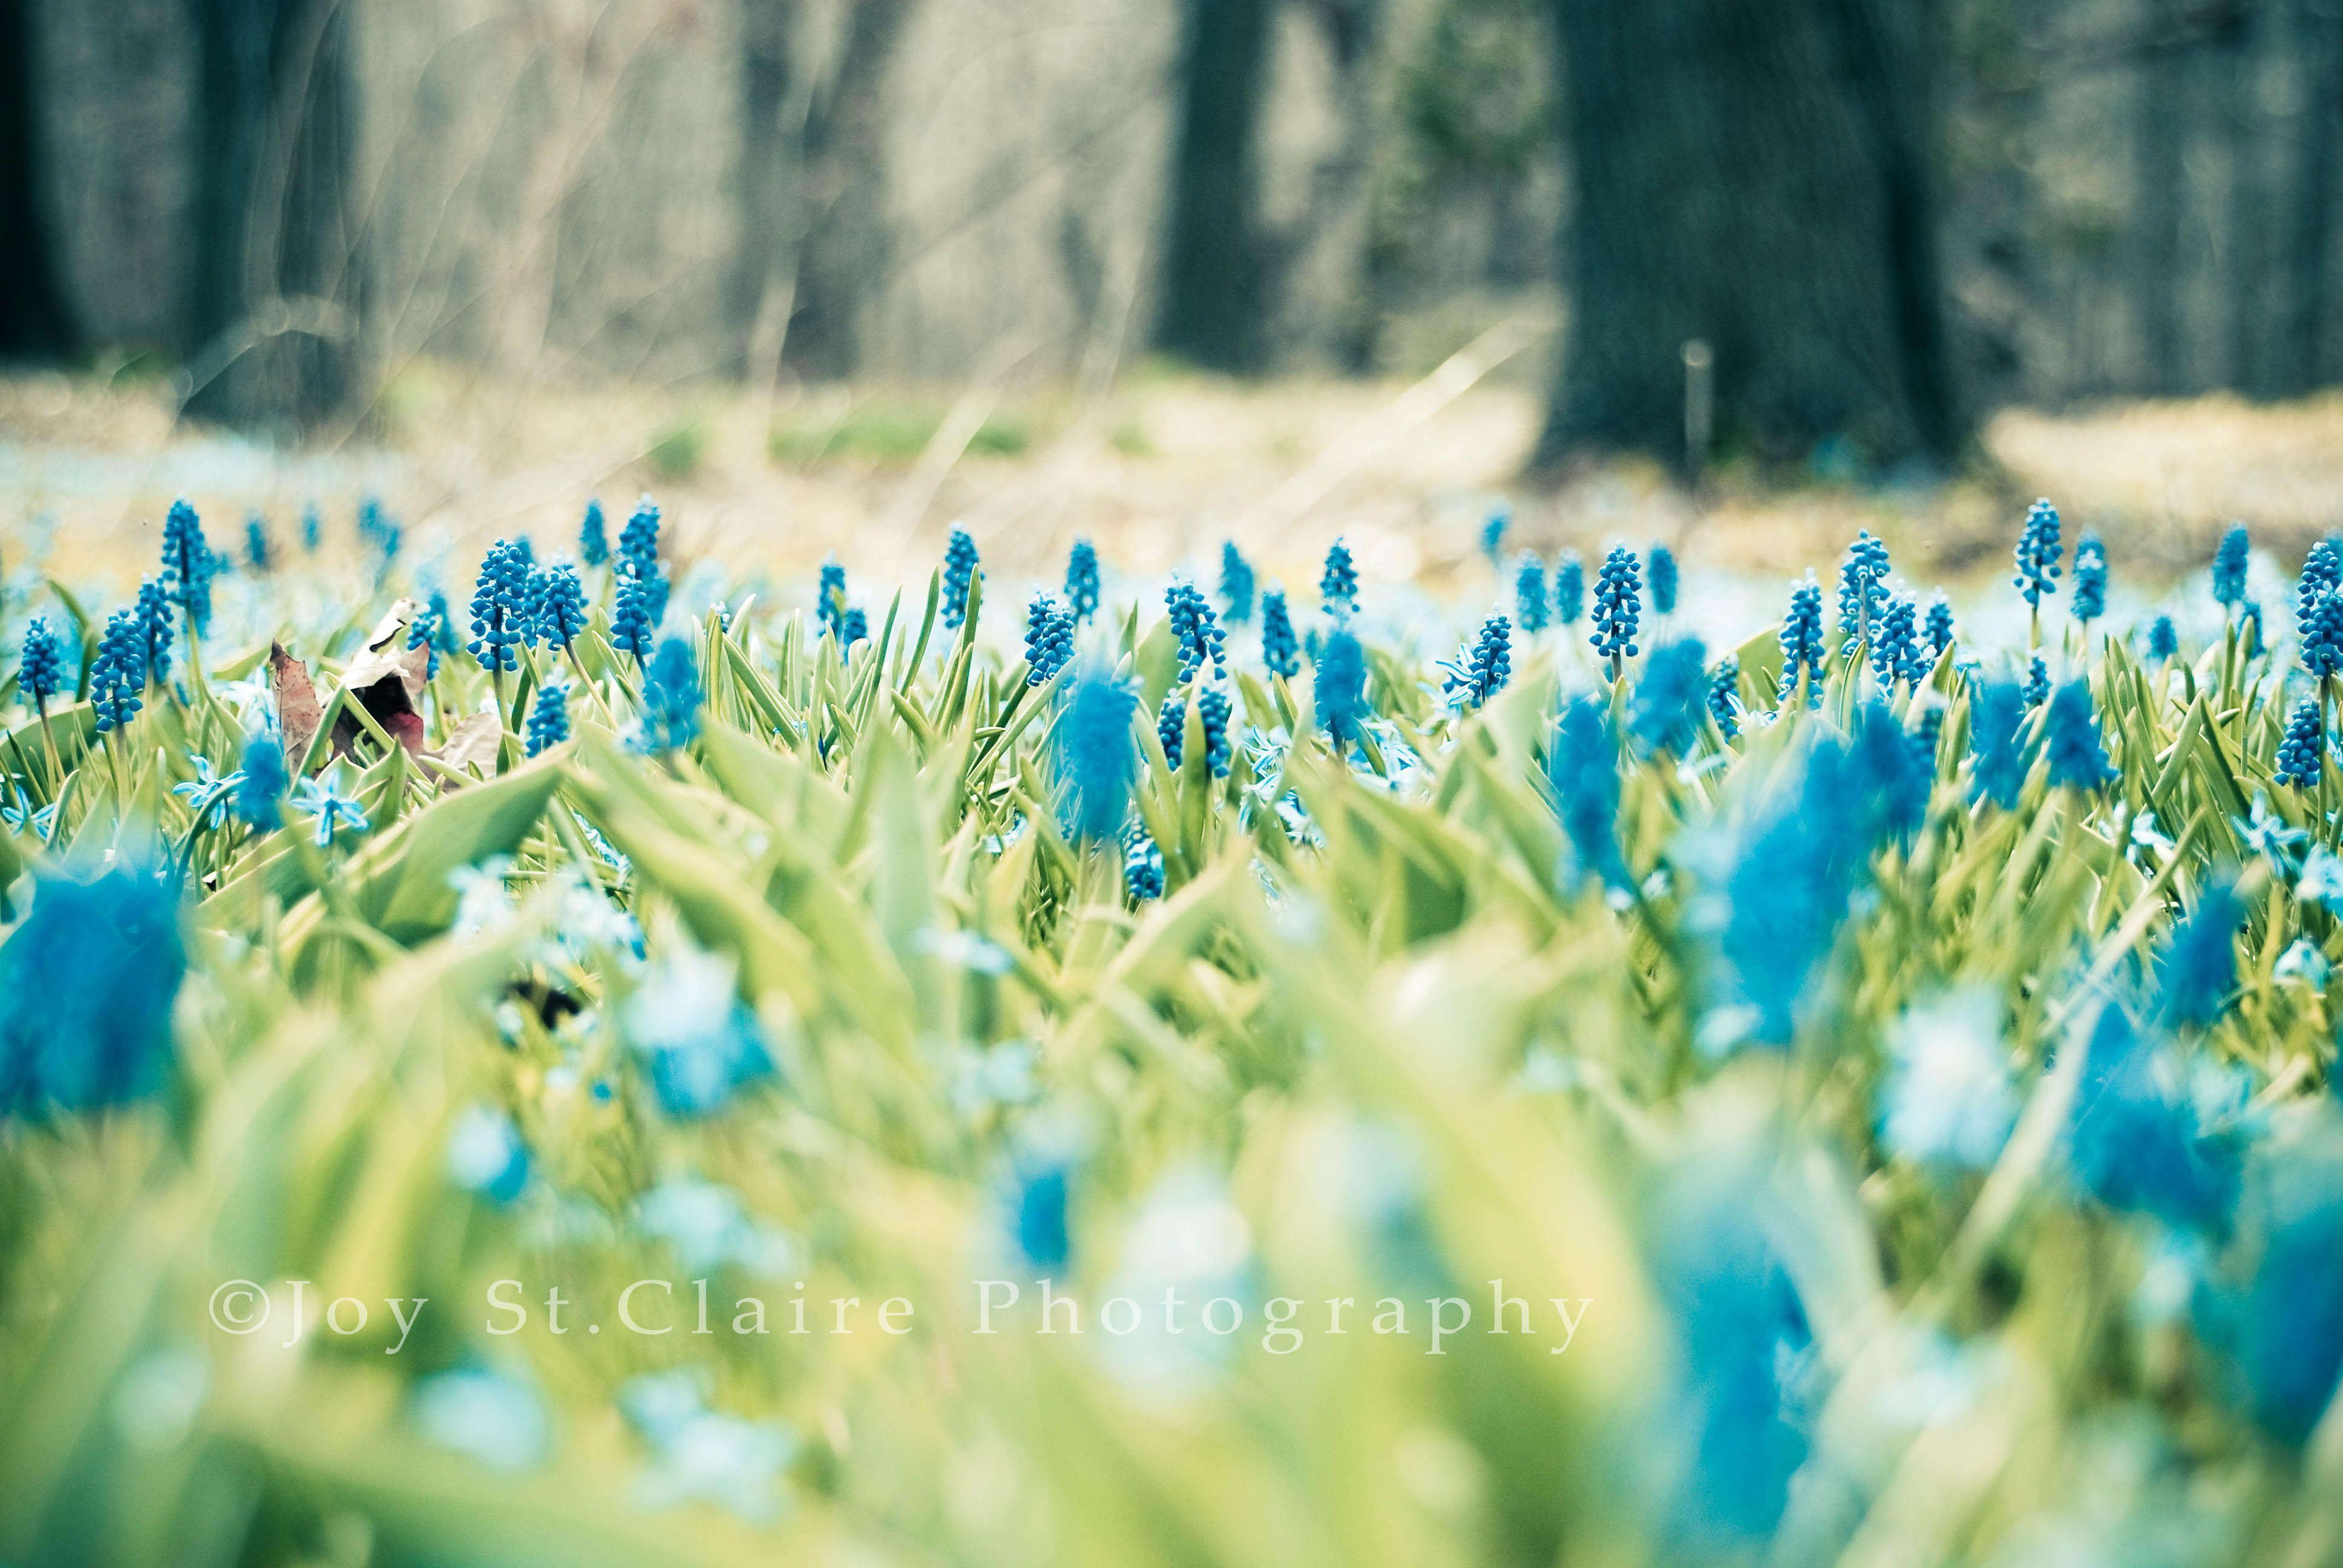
1320, 538, 1358, 619
2067, 1005, 2239, 1233
525, 681, 571, 757
2022, 653, 2049, 708
467, 540, 535, 673
624, 944, 775, 1117
1513, 554, 1549, 634
243, 512, 272, 573
1057, 670, 1139, 843
1869, 591, 1923, 688
2213, 522, 2250, 609
2298, 538, 2339, 631
2148, 614, 2180, 662
1837, 529, 1892, 642
1714, 735, 1865, 1047
1045, 537, 1096, 629
536, 562, 589, 650
1259, 590, 1300, 678
1480, 503, 1509, 564
1852, 699, 1929, 842
136, 575, 174, 688
1124, 831, 1165, 901
0, 863, 187, 1118
293, 773, 370, 848
447, 1103, 531, 1205
160, 497, 215, 632
1630, 637, 1707, 754
841, 606, 868, 653
300, 503, 323, 554
90, 609, 146, 734
17, 615, 67, 706
580, 496, 609, 566
235, 731, 287, 829
618, 494, 663, 581
1445, 613, 1513, 710
816, 558, 847, 642
2242, 598, 2266, 656
1707, 655, 1741, 741
2159, 878, 2242, 1031
1158, 689, 1188, 770
2012, 498, 2062, 610
407, 588, 453, 678
2210, 1141, 2343, 1445
1165, 582, 1227, 679
2301, 589, 2343, 681
1924, 592, 1955, 662
1314, 628, 1368, 746
1196, 681, 1233, 777
1553, 552, 1585, 627
612, 561, 658, 662
2043, 679, 2112, 790
1023, 593, 1073, 686
1778, 577, 1826, 708
1547, 694, 1623, 891
1591, 545, 1643, 665
1218, 541, 1256, 624
2071, 533, 2107, 624
941, 525, 980, 630
171, 755, 243, 828
1879, 991, 2017, 1171
358, 497, 404, 571
641, 635, 702, 754
1648, 543, 1678, 617
2278, 698, 2324, 789
1968, 680, 2028, 808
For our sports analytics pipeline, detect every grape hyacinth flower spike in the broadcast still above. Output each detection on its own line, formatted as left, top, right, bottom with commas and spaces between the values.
1320, 538, 1358, 621
1554, 551, 1585, 629
160, 497, 215, 636
1058, 669, 1139, 844
1260, 590, 1300, 679
2013, 499, 2063, 632
2276, 698, 2323, 791
1590, 545, 1642, 677
1779, 578, 1826, 710
2212, 523, 2250, 613
1647, 543, 1678, 618
1064, 537, 1099, 623
1837, 530, 1891, 650
1708, 655, 1742, 741
2071, 534, 2107, 629
1023, 593, 1073, 687
941, 526, 980, 631
580, 497, 609, 567
1515, 555, 1549, 635
136, 576, 174, 689
1219, 541, 1255, 624
1165, 583, 1226, 680
236, 731, 287, 830
2044, 679, 2114, 791
1316, 627, 1368, 748
526, 681, 572, 758
89, 610, 147, 736
1446, 614, 1512, 710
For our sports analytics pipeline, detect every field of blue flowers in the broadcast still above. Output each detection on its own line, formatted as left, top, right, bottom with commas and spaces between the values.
2, 487, 2342, 1567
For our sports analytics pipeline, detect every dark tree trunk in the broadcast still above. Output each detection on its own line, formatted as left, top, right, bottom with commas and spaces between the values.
1156, 0, 1277, 374
1539, 0, 1964, 471
2212, 0, 2269, 393
2131, 0, 2189, 395
0, 0, 79, 360
729, 0, 802, 381
183, 0, 365, 431
2276, 0, 2341, 394
785, 0, 919, 381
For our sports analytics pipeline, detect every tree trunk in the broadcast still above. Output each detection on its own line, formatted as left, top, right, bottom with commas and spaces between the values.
2131, 0, 2189, 396
1539, 0, 1964, 471
729, 0, 803, 382
183, 0, 366, 432
2212, 0, 2269, 393
1156, 0, 1277, 374
785, 0, 919, 381
0, 0, 79, 360
2276, 0, 2340, 394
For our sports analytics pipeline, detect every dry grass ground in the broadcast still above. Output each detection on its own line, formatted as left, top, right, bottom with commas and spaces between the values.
5, 362, 2341, 618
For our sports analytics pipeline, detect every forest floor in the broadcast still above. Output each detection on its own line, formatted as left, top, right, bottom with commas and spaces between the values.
5, 361, 2341, 631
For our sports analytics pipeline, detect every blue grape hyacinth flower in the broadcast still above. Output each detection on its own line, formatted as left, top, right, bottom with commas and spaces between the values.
1869, 592, 1922, 689
18, 616, 67, 708
300, 502, 323, 554
1218, 541, 1255, 624
1967, 680, 2028, 808
236, 731, 287, 829
580, 497, 608, 566
641, 635, 703, 754
1064, 537, 1099, 622
1315, 628, 1369, 747
1647, 543, 1678, 618
2297, 538, 2339, 632
1023, 593, 1073, 686
136, 575, 174, 688
1320, 538, 1358, 619
1057, 670, 1139, 844
2013, 498, 2062, 611
1591, 545, 1643, 669
243, 512, 272, 573
536, 562, 589, 651
1548, 693, 1624, 891
1446, 613, 1513, 710
1124, 833, 1165, 902
1707, 655, 1741, 741
2043, 679, 2113, 791
525, 681, 571, 758
1554, 551, 1585, 628
2301, 589, 2343, 681
941, 526, 980, 630
1837, 530, 1892, 644
2278, 698, 2324, 789
1631, 638, 1708, 755
0, 863, 188, 1119
1260, 589, 1300, 679
1924, 592, 1955, 662
1778, 577, 1826, 708
2148, 614, 2180, 662
1514, 554, 1549, 634
2071, 533, 2107, 625
1196, 681, 1232, 777
89, 609, 146, 734
160, 497, 215, 632
2212, 523, 2250, 610
2159, 878, 2243, 1031
816, 558, 848, 642
2067, 1004, 2240, 1234
1165, 582, 1227, 679
1156, 690, 1187, 771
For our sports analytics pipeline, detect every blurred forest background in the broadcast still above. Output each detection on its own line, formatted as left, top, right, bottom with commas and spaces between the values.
2, 0, 2341, 586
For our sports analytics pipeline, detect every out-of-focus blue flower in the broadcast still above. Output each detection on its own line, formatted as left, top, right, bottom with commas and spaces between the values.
2072, 533, 2107, 624
1548, 694, 1624, 891
640, 635, 702, 754
1968, 679, 2028, 808
1445, 613, 1513, 710
536, 562, 589, 649
1852, 699, 1929, 841
447, 1103, 531, 1204
1712, 736, 1863, 1048
2300, 589, 2343, 680
1648, 543, 1679, 616
243, 512, 272, 573
941, 524, 980, 630
136, 576, 174, 688
2277, 697, 2324, 789
580, 496, 608, 566
235, 731, 287, 829
300, 502, 323, 554
1909, 702, 1944, 776
1631, 637, 1707, 754
1219, 541, 1255, 623
2207, 1139, 2343, 1445
1314, 627, 1368, 746
1260, 589, 1299, 678
293, 773, 369, 848
1707, 655, 1741, 741
1924, 592, 1955, 662
1165, 581, 1227, 679
413, 1364, 549, 1471
816, 558, 847, 642
467, 540, 535, 673
1554, 552, 1585, 627
358, 497, 403, 572
620, 1373, 798, 1523
1880, 991, 2017, 1171
624, 946, 775, 1117
841, 606, 868, 653
2043, 679, 2112, 790
2067, 1004, 2239, 1233
1514, 554, 1549, 634
1001, 1145, 1075, 1273
160, 497, 215, 632
1837, 530, 1892, 643
1064, 537, 1099, 622
2148, 614, 2180, 662
18, 615, 67, 706
1022, 593, 1073, 686
1481, 503, 1509, 563
1869, 592, 1922, 688
1057, 670, 1139, 843
2022, 654, 2049, 708
2213, 522, 2250, 609
1320, 538, 1358, 619
525, 681, 571, 757
1591, 545, 1642, 665
0, 864, 186, 1118
2013, 498, 2062, 610
1779, 577, 1826, 708
90, 609, 146, 734
2159, 878, 2242, 1031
